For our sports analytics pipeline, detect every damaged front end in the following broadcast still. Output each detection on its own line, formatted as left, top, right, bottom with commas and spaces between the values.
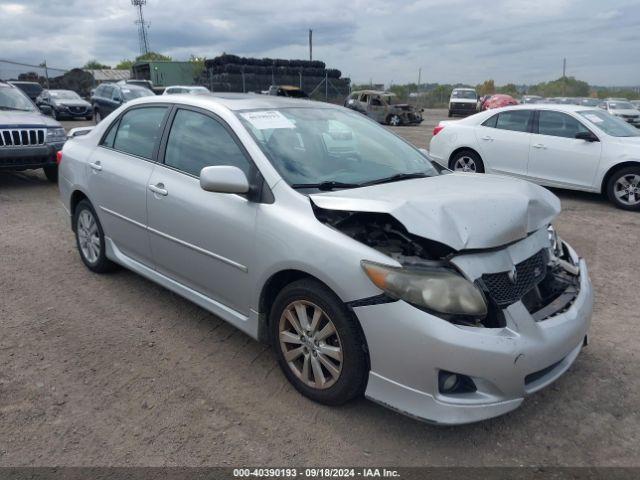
313, 204, 582, 329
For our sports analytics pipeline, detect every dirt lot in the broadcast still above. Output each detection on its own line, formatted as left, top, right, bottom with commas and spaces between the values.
1, 109, 639, 467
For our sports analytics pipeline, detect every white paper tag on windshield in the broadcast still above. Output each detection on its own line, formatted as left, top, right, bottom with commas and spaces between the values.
583, 113, 603, 123
241, 110, 295, 130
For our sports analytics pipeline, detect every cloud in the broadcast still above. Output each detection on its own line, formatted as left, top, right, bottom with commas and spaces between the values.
0, 0, 638, 86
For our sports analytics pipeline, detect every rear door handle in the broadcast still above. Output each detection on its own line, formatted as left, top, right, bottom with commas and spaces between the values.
148, 183, 168, 196
532, 143, 546, 149
89, 161, 102, 171
480, 136, 494, 141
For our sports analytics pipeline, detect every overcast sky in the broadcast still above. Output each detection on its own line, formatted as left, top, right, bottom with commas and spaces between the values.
1, 0, 639, 86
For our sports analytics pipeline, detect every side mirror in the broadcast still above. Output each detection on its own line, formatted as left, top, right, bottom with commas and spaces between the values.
39, 104, 53, 115
575, 131, 599, 142
200, 166, 250, 194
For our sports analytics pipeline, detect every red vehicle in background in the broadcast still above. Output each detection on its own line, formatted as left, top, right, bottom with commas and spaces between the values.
483, 94, 518, 110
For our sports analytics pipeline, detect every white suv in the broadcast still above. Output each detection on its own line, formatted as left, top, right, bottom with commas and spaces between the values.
448, 88, 477, 117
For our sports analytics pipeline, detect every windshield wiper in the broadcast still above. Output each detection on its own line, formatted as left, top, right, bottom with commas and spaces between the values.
290, 181, 361, 191
360, 172, 430, 187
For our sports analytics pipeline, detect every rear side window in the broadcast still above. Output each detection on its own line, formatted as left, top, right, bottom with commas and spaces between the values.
164, 109, 251, 177
482, 114, 498, 128
494, 110, 532, 133
538, 111, 590, 139
112, 107, 167, 159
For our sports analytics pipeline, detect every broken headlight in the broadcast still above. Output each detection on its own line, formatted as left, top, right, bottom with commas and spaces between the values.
361, 260, 488, 317
547, 224, 563, 258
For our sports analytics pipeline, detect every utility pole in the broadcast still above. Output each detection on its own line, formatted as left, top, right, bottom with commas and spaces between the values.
417, 67, 422, 92
43, 59, 49, 88
562, 57, 567, 95
309, 29, 313, 62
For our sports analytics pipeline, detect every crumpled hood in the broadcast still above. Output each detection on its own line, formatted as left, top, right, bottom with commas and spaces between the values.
310, 173, 560, 251
0, 110, 61, 128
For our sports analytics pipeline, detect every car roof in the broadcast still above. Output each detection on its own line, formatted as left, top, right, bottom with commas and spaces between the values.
488, 104, 596, 113
129, 92, 333, 111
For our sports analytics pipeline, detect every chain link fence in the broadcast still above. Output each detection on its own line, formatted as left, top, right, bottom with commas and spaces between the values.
0, 59, 67, 87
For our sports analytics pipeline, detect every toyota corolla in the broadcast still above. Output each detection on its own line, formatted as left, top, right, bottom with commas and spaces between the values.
58, 94, 593, 424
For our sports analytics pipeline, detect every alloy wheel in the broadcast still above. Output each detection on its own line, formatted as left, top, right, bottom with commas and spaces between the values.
389, 115, 401, 126
77, 209, 101, 264
614, 174, 640, 206
278, 300, 343, 390
454, 155, 477, 172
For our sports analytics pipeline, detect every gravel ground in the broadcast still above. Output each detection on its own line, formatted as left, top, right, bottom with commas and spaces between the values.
0, 109, 638, 467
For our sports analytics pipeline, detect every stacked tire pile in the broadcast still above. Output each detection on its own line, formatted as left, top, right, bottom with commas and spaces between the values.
203, 54, 350, 100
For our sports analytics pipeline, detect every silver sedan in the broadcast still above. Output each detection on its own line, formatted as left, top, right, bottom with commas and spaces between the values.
58, 94, 592, 424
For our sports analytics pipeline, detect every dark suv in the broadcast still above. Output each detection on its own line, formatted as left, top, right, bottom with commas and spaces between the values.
0, 81, 66, 182
91, 83, 155, 123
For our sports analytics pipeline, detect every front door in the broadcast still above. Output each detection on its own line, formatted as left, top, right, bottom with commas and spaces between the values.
527, 110, 602, 189
146, 107, 258, 316
86, 105, 168, 266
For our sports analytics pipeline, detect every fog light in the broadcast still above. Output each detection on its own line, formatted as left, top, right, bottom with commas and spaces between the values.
438, 370, 477, 394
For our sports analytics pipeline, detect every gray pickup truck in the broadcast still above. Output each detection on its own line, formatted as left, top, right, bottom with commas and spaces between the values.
0, 81, 66, 182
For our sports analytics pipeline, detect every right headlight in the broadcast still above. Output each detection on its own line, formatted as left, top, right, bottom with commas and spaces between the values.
361, 260, 488, 317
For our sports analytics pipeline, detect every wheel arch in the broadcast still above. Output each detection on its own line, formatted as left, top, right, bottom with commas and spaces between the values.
448, 146, 482, 169
69, 189, 90, 231
257, 268, 370, 362
600, 161, 640, 194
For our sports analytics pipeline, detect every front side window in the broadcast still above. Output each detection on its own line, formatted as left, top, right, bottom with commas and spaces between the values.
112, 107, 167, 159
164, 109, 251, 177
538, 111, 590, 139
237, 107, 438, 188
494, 110, 532, 133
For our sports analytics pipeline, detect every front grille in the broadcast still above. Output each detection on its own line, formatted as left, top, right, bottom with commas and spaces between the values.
478, 250, 548, 307
0, 128, 46, 147
69, 106, 86, 114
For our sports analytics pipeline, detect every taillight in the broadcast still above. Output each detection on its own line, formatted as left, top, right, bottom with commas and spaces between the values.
56, 150, 63, 165
433, 125, 445, 136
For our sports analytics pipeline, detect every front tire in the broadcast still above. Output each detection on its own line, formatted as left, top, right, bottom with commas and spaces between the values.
607, 166, 640, 211
270, 279, 368, 406
43, 165, 58, 183
449, 150, 485, 173
73, 200, 117, 273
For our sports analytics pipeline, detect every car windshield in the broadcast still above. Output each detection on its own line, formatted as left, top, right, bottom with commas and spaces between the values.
452, 90, 477, 99
50, 90, 81, 100
237, 107, 438, 189
0, 85, 36, 111
609, 102, 634, 110
579, 110, 640, 137
581, 98, 600, 106
122, 88, 155, 101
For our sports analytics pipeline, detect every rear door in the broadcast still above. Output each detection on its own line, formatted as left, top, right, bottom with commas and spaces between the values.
86, 105, 169, 266
527, 110, 602, 189
474, 109, 534, 176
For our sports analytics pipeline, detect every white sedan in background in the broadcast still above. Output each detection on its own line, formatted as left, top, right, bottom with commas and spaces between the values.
429, 105, 640, 210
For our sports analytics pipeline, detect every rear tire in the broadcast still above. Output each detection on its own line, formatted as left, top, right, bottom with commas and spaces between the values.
449, 150, 485, 173
270, 279, 368, 406
73, 200, 117, 273
448, 110, 453, 118
387, 114, 402, 126
43, 165, 58, 183
606, 166, 640, 211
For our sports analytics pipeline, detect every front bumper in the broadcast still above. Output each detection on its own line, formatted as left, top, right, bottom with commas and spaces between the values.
354, 242, 593, 425
449, 103, 477, 115
56, 106, 93, 118
0, 142, 64, 169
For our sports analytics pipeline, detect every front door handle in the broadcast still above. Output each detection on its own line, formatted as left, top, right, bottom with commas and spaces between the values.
89, 161, 102, 171
480, 136, 494, 141
148, 183, 168, 196
532, 143, 547, 149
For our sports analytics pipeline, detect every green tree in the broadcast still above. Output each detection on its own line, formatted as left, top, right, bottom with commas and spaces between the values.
115, 59, 134, 70
136, 51, 172, 62
189, 54, 206, 81
83, 59, 111, 69
476, 79, 495, 96
496, 83, 518, 96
